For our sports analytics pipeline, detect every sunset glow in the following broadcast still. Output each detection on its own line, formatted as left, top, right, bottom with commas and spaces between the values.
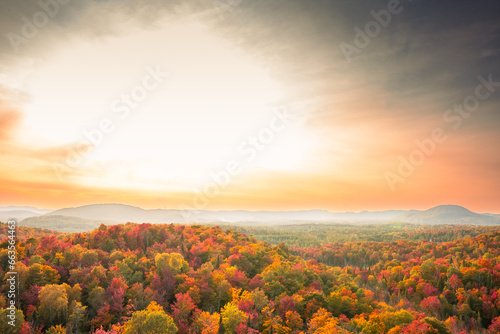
0, 0, 499, 213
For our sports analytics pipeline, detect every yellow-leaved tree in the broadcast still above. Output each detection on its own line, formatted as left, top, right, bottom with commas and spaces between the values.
221, 302, 247, 334
122, 301, 177, 334
194, 311, 220, 334
38, 284, 68, 328
155, 253, 189, 275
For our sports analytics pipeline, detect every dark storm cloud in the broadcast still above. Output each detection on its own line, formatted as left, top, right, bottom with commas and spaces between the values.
209, 0, 500, 104
0, 0, 209, 60
199, 0, 500, 197
1, 0, 498, 127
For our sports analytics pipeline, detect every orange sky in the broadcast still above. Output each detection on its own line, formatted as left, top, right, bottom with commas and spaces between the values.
0, 0, 499, 213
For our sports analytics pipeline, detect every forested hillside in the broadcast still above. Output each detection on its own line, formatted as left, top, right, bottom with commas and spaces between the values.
0, 223, 59, 240
1, 223, 500, 333
225, 223, 500, 247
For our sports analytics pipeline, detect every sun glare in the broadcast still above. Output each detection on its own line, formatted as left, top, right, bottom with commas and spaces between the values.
18, 18, 317, 189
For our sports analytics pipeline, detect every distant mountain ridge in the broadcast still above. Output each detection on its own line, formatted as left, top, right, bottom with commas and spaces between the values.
45, 204, 408, 225
0, 210, 46, 222
0, 203, 498, 232
19, 215, 115, 233
0, 206, 51, 214
0, 206, 52, 222
393, 205, 499, 225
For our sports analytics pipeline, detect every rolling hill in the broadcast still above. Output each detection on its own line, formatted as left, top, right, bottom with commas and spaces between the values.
45, 204, 407, 225
49, 203, 156, 222
393, 205, 500, 225
0, 206, 51, 214
0, 206, 51, 222
11, 204, 499, 233
0, 210, 43, 222
19, 215, 115, 233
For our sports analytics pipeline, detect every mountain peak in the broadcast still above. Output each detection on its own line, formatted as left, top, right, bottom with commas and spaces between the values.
394, 204, 497, 225
428, 205, 473, 213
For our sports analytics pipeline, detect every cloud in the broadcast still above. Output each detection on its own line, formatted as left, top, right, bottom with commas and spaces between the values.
0, 0, 499, 211
0, 108, 21, 142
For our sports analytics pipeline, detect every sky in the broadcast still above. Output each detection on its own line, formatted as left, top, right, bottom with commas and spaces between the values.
0, 0, 499, 213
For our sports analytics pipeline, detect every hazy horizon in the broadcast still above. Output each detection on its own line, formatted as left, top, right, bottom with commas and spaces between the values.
1, 203, 499, 216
